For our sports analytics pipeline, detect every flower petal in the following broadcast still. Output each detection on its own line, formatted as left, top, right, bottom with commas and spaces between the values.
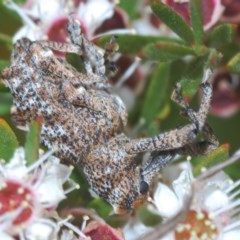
204, 189, 229, 211
172, 166, 193, 203
36, 175, 66, 207
123, 220, 153, 240
154, 183, 181, 217
0, 231, 14, 240
81, 220, 124, 240
25, 219, 58, 240
222, 229, 240, 240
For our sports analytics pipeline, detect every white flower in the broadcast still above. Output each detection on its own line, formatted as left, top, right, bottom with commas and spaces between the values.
33, 155, 75, 208
5, 0, 116, 42
5, 0, 69, 41
60, 229, 80, 240
0, 232, 14, 240
122, 219, 153, 240
0, 147, 80, 239
24, 218, 59, 240
153, 162, 240, 239
133, 6, 175, 37
77, 0, 115, 38
153, 183, 181, 218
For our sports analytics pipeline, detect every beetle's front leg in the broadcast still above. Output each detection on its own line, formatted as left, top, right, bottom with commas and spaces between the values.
39, 16, 107, 78
38, 40, 83, 55
125, 69, 215, 155
67, 15, 106, 77
140, 123, 219, 183
171, 69, 219, 155
141, 151, 176, 184
171, 68, 213, 131
126, 123, 198, 154
177, 123, 219, 156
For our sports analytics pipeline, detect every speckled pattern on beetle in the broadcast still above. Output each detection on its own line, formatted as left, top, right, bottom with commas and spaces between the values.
1, 16, 219, 214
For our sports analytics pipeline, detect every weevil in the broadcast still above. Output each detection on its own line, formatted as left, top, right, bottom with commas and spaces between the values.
1, 16, 219, 214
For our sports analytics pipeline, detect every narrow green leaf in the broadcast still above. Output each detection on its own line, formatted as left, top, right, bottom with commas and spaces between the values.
179, 47, 219, 98
7, 0, 26, 4
209, 24, 233, 48
24, 119, 41, 164
179, 58, 205, 97
88, 198, 112, 218
0, 118, 18, 161
66, 53, 85, 72
227, 52, 240, 74
204, 48, 221, 67
180, 76, 202, 98
0, 92, 12, 115
141, 62, 170, 126
0, 1, 22, 29
193, 144, 229, 176
143, 42, 196, 61
190, 0, 204, 44
150, 0, 194, 44
0, 59, 10, 73
118, 0, 139, 19
0, 33, 12, 48
137, 205, 162, 226
98, 34, 184, 55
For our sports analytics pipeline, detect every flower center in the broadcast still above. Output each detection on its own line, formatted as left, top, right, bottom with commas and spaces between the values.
0, 180, 35, 226
174, 210, 219, 240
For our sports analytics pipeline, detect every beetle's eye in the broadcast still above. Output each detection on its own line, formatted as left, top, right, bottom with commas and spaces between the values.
139, 180, 149, 194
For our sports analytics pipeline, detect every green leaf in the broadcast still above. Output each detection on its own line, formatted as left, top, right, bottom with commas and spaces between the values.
141, 62, 170, 126
209, 24, 233, 48
227, 52, 240, 74
190, 0, 204, 45
0, 33, 12, 48
0, 1, 22, 30
9, 0, 26, 3
24, 119, 41, 164
0, 59, 10, 73
0, 92, 12, 115
66, 53, 85, 72
98, 34, 184, 55
179, 47, 219, 98
88, 198, 112, 218
143, 42, 196, 61
137, 205, 162, 226
179, 58, 205, 97
0, 118, 18, 161
204, 48, 221, 68
150, 0, 194, 44
118, 0, 139, 19
193, 144, 229, 176
180, 76, 202, 98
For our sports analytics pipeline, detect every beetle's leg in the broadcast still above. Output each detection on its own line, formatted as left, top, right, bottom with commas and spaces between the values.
178, 123, 219, 156
171, 69, 219, 155
139, 124, 219, 190
125, 69, 214, 154
67, 15, 106, 77
171, 68, 213, 131
38, 40, 82, 55
139, 125, 218, 189
104, 35, 119, 74
141, 152, 175, 181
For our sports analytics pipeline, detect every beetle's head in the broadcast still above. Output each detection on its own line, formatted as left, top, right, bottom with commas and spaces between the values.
107, 166, 153, 215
